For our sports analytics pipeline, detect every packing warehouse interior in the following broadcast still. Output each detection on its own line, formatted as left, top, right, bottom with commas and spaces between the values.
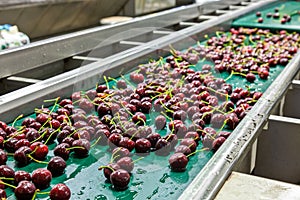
0, 0, 300, 199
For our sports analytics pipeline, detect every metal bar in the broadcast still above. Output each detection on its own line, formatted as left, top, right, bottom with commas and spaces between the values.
72, 56, 103, 62
229, 5, 246, 10
216, 9, 231, 14
152, 30, 174, 35
179, 22, 200, 26
119, 40, 145, 46
241, 2, 252, 6
6, 76, 41, 84
198, 15, 217, 20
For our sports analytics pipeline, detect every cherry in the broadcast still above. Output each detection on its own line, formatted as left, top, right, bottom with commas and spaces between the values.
0, 149, 7, 165
169, 153, 189, 172
101, 163, 121, 180
72, 139, 90, 157
14, 170, 31, 185
47, 156, 67, 176
256, 11, 261, 17
54, 143, 70, 161
117, 157, 134, 173
140, 101, 152, 113
14, 146, 32, 166
173, 110, 187, 121
257, 17, 263, 23
119, 137, 135, 152
184, 132, 200, 143
61, 137, 75, 146
212, 136, 226, 151
180, 138, 197, 152
59, 99, 73, 107
154, 115, 166, 130
112, 147, 130, 161
135, 138, 151, 153
174, 145, 191, 156
41, 128, 57, 143
110, 169, 131, 190
28, 121, 42, 130
36, 113, 52, 124
0, 189, 6, 199
210, 113, 226, 128
155, 138, 171, 156
22, 118, 36, 127
0, 121, 7, 131
130, 72, 144, 84
32, 168, 52, 189
4, 137, 18, 153
0, 165, 14, 181
226, 112, 239, 129
50, 183, 71, 200
146, 133, 161, 148
246, 73, 256, 82
108, 133, 122, 149
14, 181, 36, 200
117, 80, 127, 89
30, 142, 49, 160
25, 128, 40, 142
132, 112, 146, 126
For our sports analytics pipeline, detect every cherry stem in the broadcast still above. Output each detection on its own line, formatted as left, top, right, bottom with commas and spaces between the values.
12, 114, 24, 128
186, 148, 209, 158
0, 181, 16, 189
66, 146, 85, 151
27, 154, 48, 164
132, 156, 144, 163
31, 189, 40, 200
90, 136, 102, 148
44, 128, 61, 145
37, 191, 50, 195
111, 155, 120, 163
121, 75, 135, 88
103, 76, 110, 90
98, 165, 115, 171
49, 97, 60, 114
0, 177, 14, 181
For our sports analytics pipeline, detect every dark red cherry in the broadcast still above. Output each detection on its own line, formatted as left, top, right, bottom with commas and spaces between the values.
0, 149, 7, 165
72, 139, 90, 157
110, 169, 131, 190
14, 170, 31, 185
14, 181, 36, 200
135, 138, 151, 153
146, 133, 161, 148
116, 157, 134, 173
32, 168, 52, 189
101, 163, 121, 180
212, 136, 226, 151
50, 183, 71, 200
0, 165, 14, 180
54, 143, 70, 161
155, 138, 171, 156
0, 189, 6, 199
174, 145, 191, 156
47, 156, 67, 176
118, 137, 135, 152
30, 142, 49, 160
112, 147, 130, 161
14, 146, 32, 166
169, 153, 188, 172
180, 138, 197, 152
